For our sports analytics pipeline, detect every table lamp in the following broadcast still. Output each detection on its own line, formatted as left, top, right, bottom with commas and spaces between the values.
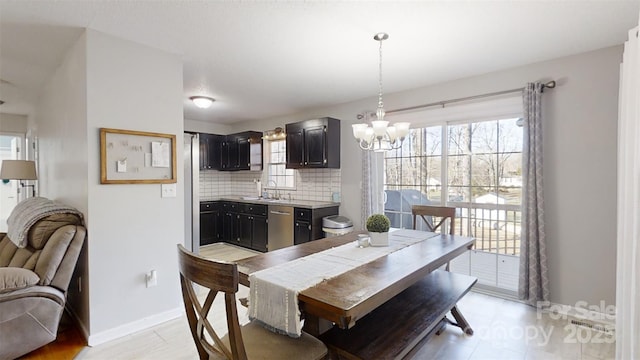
0, 160, 38, 197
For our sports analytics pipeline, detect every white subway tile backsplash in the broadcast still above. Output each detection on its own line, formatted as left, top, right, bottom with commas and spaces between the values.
199, 168, 341, 202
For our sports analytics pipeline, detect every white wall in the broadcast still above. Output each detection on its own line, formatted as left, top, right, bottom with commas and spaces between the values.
36, 32, 89, 329
85, 30, 184, 342
36, 37, 89, 210
36, 29, 184, 343
238, 46, 622, 309
184, 118, 232, 134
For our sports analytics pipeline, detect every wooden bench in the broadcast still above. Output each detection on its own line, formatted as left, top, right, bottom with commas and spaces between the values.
319, 270, 477, 360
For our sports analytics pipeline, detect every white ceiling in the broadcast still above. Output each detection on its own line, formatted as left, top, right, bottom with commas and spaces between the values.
0, 1, 638, 124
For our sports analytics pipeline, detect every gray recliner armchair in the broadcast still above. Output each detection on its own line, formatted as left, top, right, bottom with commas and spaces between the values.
0, 198, 86, 360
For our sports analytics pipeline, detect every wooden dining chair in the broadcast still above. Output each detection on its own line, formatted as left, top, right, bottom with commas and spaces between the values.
410, 205, 473, 336
412, 205, 456, 272
177, 244, 328, 360
411, 205, 456, 235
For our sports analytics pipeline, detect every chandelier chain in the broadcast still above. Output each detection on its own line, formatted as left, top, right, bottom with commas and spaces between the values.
378, 37, 384, 111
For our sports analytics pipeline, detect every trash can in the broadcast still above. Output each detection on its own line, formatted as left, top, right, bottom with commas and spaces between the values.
322, 215, 354, 237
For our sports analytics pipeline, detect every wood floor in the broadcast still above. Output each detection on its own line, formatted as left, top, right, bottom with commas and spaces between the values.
18, 311, 85, 360
21, 243, 616, 360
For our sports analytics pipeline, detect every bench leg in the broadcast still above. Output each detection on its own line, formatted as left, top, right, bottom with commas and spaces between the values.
434, 319, 448, 336
450, 306, 473, 335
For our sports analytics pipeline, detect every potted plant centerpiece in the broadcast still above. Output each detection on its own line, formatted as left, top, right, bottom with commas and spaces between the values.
366, 214, 391, 247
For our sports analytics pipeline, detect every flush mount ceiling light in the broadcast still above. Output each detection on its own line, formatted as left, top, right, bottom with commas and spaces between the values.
352, 33, 410, 152
189, 96, 215, 109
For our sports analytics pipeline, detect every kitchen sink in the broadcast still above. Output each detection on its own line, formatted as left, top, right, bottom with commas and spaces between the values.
262, 199, 289, 203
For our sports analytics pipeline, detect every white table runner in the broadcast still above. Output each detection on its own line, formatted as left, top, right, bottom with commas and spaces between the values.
247, 229, 439, 337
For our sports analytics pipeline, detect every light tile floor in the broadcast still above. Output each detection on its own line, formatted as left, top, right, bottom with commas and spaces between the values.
77, 244, 616, 360
407, 292, 615, 360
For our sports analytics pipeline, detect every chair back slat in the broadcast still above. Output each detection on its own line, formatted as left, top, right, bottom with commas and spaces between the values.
411, 205, 456, 235
178, 245, 238, 293
225, 293, 247, 359
177, 244, 247, 360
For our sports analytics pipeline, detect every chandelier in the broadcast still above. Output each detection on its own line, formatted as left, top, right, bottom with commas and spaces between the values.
352, 33, 410, 152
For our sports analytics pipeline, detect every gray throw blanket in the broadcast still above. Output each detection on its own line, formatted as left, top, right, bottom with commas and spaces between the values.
6, 197, 84, 248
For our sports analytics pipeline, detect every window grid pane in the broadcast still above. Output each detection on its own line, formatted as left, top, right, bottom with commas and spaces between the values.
383, 118, 522, 256
267, 140, 294, 189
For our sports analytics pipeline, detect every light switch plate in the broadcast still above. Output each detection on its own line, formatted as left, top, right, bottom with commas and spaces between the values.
161, 183, 177, 198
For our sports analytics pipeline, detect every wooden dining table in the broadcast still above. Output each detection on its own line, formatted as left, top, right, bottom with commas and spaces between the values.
235, 230, 475, 337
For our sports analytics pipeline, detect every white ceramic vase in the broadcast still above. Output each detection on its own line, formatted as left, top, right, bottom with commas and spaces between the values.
369, 231, 389, 247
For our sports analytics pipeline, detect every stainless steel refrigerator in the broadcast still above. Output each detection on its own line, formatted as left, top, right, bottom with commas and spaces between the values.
183, 132, 200, 253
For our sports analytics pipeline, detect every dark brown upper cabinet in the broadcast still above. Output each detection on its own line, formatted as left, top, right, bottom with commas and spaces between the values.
199, 133, 224, 170
285, 117, 340, 169
201, 131, 262, 171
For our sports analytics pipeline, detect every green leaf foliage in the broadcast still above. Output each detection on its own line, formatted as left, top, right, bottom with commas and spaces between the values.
366, 214, 390, 233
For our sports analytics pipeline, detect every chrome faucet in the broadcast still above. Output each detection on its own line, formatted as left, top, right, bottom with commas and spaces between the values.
266, 180, 278, 199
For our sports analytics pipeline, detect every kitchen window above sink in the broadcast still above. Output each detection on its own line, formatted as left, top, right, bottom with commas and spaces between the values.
266, 139, 295, 189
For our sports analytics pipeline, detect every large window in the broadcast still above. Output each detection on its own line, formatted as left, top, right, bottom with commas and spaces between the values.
266, 140, 295, 188
384, 116, 523, 292
384, 126, 444, 229
384, 118, 523, 253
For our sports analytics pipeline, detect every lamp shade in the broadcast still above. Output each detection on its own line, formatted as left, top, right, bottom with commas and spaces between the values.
0, 160, 37, 180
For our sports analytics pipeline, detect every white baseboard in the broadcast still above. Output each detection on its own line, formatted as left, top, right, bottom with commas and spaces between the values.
471, 283, 520, 301
87, 307, 184, 347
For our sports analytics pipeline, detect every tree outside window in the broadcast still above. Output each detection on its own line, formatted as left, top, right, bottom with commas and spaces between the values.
383, 117, 523, 255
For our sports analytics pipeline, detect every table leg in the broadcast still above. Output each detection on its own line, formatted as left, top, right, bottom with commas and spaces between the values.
303, 314, 334, 336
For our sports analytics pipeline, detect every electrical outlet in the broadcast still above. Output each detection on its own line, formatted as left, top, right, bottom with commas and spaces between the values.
146, 270, 158, 288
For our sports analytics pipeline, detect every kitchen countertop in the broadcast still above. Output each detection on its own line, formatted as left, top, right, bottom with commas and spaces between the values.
201, 196, 340, 209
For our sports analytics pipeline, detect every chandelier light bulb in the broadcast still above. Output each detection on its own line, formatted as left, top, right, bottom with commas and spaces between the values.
386, 126, 397, 142
372, 120, 389, 137
352, 124, 368, 140
395, 122, 411, 139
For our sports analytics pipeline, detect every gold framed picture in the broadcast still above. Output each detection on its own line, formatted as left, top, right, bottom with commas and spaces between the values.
100, 128, 177, 184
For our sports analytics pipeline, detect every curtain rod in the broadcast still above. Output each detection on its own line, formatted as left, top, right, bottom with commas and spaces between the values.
386, 80, 556, 115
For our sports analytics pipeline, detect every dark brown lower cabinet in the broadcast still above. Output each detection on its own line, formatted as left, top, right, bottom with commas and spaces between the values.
210, 201, 337, 252
200, 202, 220, 246
293, 206, 339, 245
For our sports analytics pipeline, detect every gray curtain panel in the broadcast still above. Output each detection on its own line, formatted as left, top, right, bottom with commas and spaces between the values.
362, 149, 386, 228
361, 150, 372, 227
518, 82, 550, 306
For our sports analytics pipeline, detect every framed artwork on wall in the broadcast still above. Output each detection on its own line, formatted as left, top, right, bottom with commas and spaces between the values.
100, 128, 177, 184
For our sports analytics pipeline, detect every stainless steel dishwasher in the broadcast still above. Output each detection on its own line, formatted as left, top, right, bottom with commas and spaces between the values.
268, 205, 294, 251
